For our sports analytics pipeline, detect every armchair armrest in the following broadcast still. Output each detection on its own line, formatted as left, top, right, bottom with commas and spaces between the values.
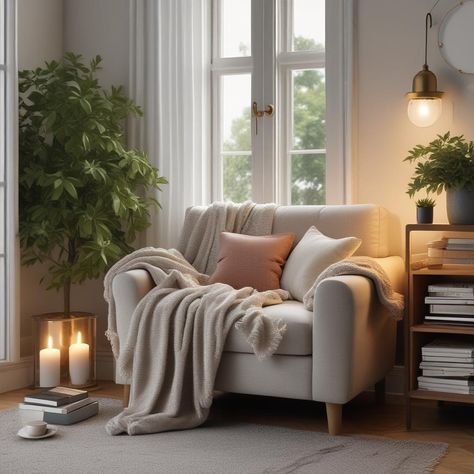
112, 269, 155, 383
312, 256, 403, 404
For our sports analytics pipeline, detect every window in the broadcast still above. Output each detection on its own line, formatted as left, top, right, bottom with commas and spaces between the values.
0, 0, 18, 362
212, 0, 352, 204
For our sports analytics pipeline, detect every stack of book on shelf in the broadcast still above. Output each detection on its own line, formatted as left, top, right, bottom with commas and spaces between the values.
426, 237, 474, 266
19, 386, 98, 425
424, 283, 474, 326
418, 339, 474, 395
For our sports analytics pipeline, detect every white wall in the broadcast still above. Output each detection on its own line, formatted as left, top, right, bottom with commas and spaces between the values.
63, 0, 129, 89
17, 0, 63, 70
18, 0, 64, 357
356, 0, 474, 254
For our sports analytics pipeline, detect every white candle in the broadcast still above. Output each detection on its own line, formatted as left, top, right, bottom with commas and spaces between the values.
69, 331, 90, 385
39, 336, 60, 387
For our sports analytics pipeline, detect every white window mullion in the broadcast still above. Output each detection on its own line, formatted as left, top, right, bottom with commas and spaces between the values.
251, 0, 276, 203
3, 0, 19, 363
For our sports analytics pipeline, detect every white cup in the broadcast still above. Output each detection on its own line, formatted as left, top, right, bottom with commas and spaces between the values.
24, 421, 47, 436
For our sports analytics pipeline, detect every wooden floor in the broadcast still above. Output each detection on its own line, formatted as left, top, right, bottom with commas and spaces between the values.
1, 382, 473, 473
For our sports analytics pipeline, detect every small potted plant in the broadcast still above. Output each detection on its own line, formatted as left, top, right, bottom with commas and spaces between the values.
404, 132, 474, 224
415, 197, 435, 224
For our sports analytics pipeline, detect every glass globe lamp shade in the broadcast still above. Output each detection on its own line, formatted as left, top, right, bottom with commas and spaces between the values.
407, 98, 442, 127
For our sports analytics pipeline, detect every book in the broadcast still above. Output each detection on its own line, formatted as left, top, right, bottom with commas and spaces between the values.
43, 400, 98, 425
24, 387, 88, 407
422, 339, 474, 356
429, 305, 474, 315
428, 247, 474, 259
426, 256, 474, 265
445, 244, 474, 250
445, 237, 474, 245
427, 283, 474, 294
425, 297, 474, 304
420, 361, 474, 369
19, 396, 92, 414
417, 382, 473, 394
424, 315, 474, 324
422, 355, 474, 363
429, 292, 474, 299
422, 369, 474, 377
417, 376, 473, 386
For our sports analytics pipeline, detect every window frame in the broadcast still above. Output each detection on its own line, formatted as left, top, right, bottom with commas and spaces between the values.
211, 0, 354, 205
0, 0, 19, 364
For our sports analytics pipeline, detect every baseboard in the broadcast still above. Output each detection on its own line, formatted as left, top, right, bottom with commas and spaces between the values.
96, 349, 115, 381
0, 357, 34, 393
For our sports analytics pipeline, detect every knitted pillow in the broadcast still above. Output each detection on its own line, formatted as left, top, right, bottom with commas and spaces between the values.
280, 226, 361, 301
208, 232, 295, 291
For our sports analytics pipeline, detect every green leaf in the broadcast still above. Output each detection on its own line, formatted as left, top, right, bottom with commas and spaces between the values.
44, 111, 57, 129
63, 180, 78, 199
79, 98, 92, 114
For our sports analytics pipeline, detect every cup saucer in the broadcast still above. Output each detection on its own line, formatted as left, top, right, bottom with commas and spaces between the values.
17, 426, 57, 440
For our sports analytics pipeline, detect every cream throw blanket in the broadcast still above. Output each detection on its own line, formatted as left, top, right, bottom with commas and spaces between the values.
304, 256, 405, 320
104, 202, 288, 435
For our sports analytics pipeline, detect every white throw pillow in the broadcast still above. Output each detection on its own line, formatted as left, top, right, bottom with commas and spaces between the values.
280, 226, 361, 302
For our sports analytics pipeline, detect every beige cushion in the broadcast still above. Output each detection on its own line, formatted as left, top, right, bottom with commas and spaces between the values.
280, 226, 361, 301
208, 232, 294, 291
224, 301, 313, 356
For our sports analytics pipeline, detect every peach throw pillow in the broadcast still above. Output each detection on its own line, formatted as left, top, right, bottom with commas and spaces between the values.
208, 232, 295, 291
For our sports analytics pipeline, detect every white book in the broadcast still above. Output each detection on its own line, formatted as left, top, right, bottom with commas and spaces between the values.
422, 355, 474, 363
420, 361, 474, 369
427, 283, 474, 294
418, 383, 473, 394
425, 297, 474, 304
417, 376, 473, 386
422, 339, 474, 356
429, 291, 474, 298
446, 238, 474, 245
422, 369, 474, 377
19, 397, 92, 414
429, 304, 474, 315
425, 315, 474, 323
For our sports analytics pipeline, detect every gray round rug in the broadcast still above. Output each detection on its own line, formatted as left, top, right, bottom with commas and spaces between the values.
0, 398, 447, 473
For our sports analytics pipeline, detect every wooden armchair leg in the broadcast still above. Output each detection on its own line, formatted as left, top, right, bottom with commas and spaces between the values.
123, 384, 130, 407
375, 378, 386, 404
325, 402, 342, 435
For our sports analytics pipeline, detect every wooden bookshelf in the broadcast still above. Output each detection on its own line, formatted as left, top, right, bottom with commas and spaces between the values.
405, 224, 474, 430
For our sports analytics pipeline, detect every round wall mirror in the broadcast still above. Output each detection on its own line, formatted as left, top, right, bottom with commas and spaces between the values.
439, 0, 474, 74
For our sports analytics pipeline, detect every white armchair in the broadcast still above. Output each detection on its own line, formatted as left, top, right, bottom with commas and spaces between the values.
112, 204, 404, 435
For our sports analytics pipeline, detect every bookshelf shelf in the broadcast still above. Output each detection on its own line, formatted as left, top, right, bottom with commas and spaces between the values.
405, 224, 474, 430
411, 324, 474, 335
409, 389, 474, 404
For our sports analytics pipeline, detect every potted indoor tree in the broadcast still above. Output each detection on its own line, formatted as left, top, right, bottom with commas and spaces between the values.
404, 132, 474, 224
19, 53, 167, 315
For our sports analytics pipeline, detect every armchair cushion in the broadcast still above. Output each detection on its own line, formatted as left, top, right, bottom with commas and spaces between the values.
281, 226, 361, 301
224, 300, 313, 356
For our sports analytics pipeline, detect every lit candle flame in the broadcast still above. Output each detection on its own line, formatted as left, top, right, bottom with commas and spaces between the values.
77, 331, 82, 344
48, 336, 53, 349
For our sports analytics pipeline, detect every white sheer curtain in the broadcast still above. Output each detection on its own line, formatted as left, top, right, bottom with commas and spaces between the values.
129, 0, 212, 248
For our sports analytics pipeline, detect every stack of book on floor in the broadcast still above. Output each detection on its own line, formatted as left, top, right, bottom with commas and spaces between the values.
424, 283, 474, 326
418, 339, 474, 394
426, 237, 474, 266
19, 386, 98, 425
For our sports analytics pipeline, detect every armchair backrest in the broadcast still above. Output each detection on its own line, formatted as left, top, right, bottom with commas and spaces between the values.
272, 204, 390, 258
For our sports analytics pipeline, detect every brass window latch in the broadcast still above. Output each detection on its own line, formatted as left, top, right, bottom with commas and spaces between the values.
252, 101, 274, 134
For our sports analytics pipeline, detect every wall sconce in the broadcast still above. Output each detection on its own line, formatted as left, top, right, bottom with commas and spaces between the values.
405, 13, 444, 127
